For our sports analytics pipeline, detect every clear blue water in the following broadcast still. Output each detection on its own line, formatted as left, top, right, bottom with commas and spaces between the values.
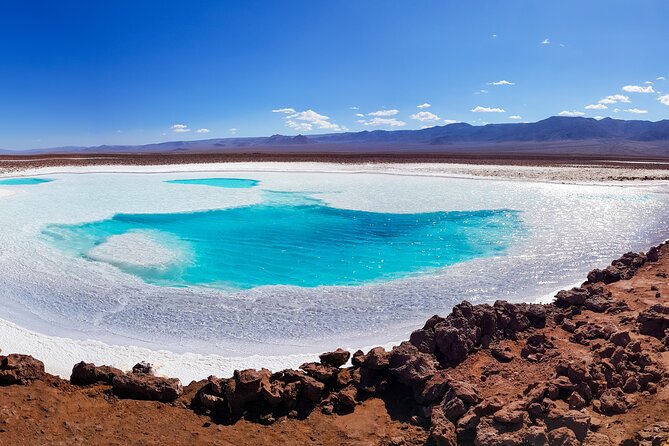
43, 192, 523, 289
0, 177, 53, 185
165, 178, 259, 188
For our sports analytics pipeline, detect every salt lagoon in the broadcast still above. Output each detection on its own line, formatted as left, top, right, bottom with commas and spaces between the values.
1, 163, 669, 381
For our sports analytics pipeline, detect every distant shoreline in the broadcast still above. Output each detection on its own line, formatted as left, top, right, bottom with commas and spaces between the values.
3, 152, 669, 183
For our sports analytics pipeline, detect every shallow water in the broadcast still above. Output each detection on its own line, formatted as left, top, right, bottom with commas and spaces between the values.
0, 177, 53, 185
1, 168, 668, 362
44, 191, 523, 289
164, 177, 259, 188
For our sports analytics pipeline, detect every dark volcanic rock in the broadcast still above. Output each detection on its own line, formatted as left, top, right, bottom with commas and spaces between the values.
555, 288, 588, 306
545, 409, 590, 442
70, 361, 124, 385
224, 368, 271, 416
364, 346, 390, 371
624, 421, 669, 446
319, 348, 350, 367
299, 362, 338, 382
637, 304, 669, 338
0, 354, 46, 385
112, 373, 182, 402
131, 361, 154, 375
388, 342, 438, 385
429, 403, 458, 446
599, 388, 627, 414
410, 327, 436, 354
547, 427, 579, 446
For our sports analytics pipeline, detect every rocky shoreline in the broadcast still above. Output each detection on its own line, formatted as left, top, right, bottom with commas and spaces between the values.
1, 245, 669, 445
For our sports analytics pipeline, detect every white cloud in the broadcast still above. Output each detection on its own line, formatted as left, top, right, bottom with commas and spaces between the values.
492, 34, 497, 38
475, 89, 489, 95
229, 128, 238, 135
368, 109, 399, 116
195, 128, 211, 134
357, 117, 406, 127
598, 94, 630, 104
622, 85, 655, 93
659, 94, 669, 106
624, 108, 648, 114
508, 115, 522, 120
410, 111, 440, 122
593, 116, 605, 120
349, 106, 359, 110
282, 109, 345, 132
488, 80, 515, 86
354, 113, 365, 117
420, 125, 436, 129
171, 124, 190, 133
471, 106, 505, 113
585, 103, 608, 110
645, 81, 654, 85
558, 110, 585, 117
443, 119, 458, 125
416, 103, 431, 108
657, 76, 666, 81
286, 121, 313, 132
613, 108, 620, 113
541, 38, 550, 45
273, 108, 345, 132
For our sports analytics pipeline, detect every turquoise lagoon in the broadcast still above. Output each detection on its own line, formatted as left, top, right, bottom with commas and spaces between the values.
165, 177, 260, 188
0, 177, 53, 185
43, 191, 523, 289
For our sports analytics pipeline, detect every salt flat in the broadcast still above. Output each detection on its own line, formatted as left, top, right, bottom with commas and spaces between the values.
0, 162, 668, 381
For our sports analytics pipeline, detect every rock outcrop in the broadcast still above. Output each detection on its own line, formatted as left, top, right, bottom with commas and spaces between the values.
0, 354, 46, 385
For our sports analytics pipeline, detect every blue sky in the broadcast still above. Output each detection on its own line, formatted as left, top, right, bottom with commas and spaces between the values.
1, 0, 667, 150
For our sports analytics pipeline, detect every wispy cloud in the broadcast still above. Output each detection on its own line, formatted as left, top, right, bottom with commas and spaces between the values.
624, 108, 648, 114
195, 128, 210, 134
471, 106, 505, 113
357, 117, 406, 127
443, 119, 458, 125
272, 108, 296, 114
368, 109, 399, 116
585, 103, 607, 110
410, 111, 440, 122
508, 115, 522, 120
558, 110, 585, 117
622, 85, 655, 93
474, 89, 489, 95
659, 95, 669, 106
488, 80, 515, 86
598, 94, 630, 104
657, 76, 666, 81
349, 106, 359, 110
416, 103, 431, 109
358, 118, 407, 127
229, 128, 238, 135
541, 38, 550, 45
171, 124, 190, 133
354, 113, 365, 117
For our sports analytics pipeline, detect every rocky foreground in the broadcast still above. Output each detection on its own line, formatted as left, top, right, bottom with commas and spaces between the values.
1, 246, 669, 445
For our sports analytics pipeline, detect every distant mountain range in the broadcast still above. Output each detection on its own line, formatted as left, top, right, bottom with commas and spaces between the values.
3, 116, 669, 157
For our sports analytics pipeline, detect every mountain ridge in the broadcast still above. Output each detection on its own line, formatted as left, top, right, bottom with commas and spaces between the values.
3, 116, 669, 155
